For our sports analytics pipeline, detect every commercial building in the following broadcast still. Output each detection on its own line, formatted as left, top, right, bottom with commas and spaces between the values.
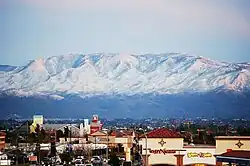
215, 136, 250, 166
24, 114, 250, 165
139, 128, 250, 166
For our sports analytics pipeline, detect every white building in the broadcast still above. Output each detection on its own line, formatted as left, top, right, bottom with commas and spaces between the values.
0, 153, 11, 166
139, 128, 216, 166
139, 128, 250, 166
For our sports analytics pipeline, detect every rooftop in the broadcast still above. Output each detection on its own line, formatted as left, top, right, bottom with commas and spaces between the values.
112, 130, 134, 137
142, 128, 181, 138
183, 142, 215, 148
215, 136, 250, 140
217, 150, 250, 159
42, 124, 78, 131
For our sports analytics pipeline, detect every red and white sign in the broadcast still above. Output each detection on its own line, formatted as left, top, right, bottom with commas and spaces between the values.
29, 156, 37, 161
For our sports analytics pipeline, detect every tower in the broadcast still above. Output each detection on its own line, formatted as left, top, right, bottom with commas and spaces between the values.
90, 115, 102, 134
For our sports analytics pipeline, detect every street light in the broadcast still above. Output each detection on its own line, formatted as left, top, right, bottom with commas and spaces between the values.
120, 130, 132, 162
106, 131, 109, 161
139, 128, 148, 166
94, 136, 96, 156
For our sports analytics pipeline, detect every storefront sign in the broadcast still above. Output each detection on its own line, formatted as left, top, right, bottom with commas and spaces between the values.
187, 152, 212, 158
149, 149, 176, 155
29, 156, 37, 161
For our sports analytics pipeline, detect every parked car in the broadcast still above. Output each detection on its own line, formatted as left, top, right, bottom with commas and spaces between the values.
42, 157, 52, 166
85, 163, 93, 166
122, 161, 132, 166
91, 156, 102, 164
75, 159, 85, 166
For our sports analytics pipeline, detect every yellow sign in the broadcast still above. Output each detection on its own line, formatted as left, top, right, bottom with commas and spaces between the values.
29, 123, 36, 133
33, 115, 44, 125
187, 152, 212, 158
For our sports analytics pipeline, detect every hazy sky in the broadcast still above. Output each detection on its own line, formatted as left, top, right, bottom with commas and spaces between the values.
1, 0, 250, 65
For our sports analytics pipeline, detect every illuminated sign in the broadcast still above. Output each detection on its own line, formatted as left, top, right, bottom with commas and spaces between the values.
29, 156, 37, 161
149, 149, 176, 155
187, 152, 212, 158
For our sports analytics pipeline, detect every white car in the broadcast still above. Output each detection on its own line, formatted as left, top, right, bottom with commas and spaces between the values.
76, 156, 85, 159
91, 156, 102, 164
119, 157, 125, 161
85, 164, 93, 166
75, 158, 85, 166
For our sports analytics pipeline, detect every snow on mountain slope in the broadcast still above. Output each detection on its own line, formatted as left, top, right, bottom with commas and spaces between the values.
1, 53, 250, 96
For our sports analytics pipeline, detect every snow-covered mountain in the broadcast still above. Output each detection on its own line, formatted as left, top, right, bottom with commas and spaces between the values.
1, 53, 250, 119
1, 53, 250, 97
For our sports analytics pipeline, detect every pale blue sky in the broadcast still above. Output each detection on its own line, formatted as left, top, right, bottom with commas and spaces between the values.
1, 0, 250, 65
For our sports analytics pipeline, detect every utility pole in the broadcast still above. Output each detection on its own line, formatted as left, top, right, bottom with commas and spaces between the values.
37, 142, 41, 166
94, 136, 96, 156
16, 133, 18, 166
70, 124, 72, 144
139, 128, 148, 166
26, 121, 28, 153
106, 131, 109, 161
55, 130, 57, 164
144, 131, 148, 166
69, 124, 72, 164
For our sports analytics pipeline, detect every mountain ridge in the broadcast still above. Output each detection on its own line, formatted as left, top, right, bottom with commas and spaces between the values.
1, 53, 250, 118
1, 53, 250, 97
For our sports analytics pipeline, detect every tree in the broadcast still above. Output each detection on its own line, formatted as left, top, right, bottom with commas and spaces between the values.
83, 146, 92, 160
237, 126, 250, 136
35, 124, 40, 133
109, 152, 120, 166
56, 130, 64, 138
64, 126, 69, 141
50, 141, 56, 157
60, 152, 72, 164
117, 143, 123, 153
84, 133, 88, 141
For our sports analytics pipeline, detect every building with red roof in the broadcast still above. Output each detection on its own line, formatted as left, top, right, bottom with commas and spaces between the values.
143, 128, 182, 138
139, 128, 217, 166
215, 150, 250, 165
139, 128, 185, 166
215, 136, 250, 166
139, 130, 250, 166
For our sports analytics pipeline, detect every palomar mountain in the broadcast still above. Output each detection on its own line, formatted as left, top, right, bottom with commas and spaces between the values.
1, 53, 250, 119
